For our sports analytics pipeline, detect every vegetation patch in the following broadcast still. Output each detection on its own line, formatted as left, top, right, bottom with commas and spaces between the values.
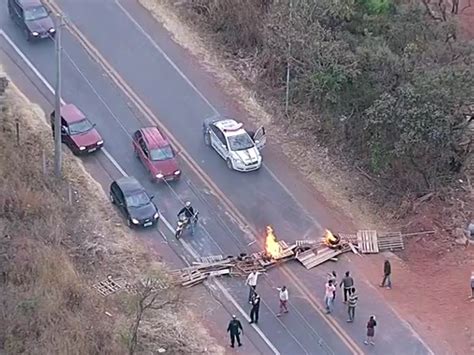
0, 74, 222, 354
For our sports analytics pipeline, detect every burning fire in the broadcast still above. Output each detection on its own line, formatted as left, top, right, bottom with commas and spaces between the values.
265, 226, 282, 258
324, 229, 339, 246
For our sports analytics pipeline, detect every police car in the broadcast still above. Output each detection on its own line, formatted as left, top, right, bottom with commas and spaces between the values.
203, 117, 266, 172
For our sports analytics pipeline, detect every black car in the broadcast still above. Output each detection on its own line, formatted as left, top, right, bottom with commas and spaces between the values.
8, 0, 55, 41
109, 176, 159, 228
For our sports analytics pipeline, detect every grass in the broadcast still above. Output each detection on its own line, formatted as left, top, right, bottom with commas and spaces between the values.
0, 73, 223, 354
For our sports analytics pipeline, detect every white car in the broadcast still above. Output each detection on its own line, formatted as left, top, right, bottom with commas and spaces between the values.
202, 117, 266, 172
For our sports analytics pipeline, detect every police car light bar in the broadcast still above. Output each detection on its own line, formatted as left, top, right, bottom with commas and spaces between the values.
223, 122, 244, 132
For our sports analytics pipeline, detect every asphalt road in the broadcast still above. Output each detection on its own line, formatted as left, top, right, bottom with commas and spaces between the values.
0, 0, 433, 354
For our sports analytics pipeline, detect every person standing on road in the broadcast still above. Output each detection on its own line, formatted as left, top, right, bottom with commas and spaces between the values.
364, 315, 377, 345
470, 271, 474, 298
328, 271, 337, 301
346, 287, 358, 322
324, 280, 336, 314
340, 271, 354, 303
276, 285, 289, 316
245, 271, 260, 303
249, 294, 261, 324
380, 260, 392, 289
227, 315, 243, 348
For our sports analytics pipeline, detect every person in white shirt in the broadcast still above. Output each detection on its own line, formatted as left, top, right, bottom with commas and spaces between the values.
276, 285, 289, 316
324, 280, 336, 314
245, 271, 260, 303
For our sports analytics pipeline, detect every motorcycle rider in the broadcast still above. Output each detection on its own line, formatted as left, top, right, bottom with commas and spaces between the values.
177, 201, 197, 234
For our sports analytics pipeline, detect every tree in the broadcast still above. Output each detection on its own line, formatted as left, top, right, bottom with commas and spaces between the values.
127, 277, 179, 355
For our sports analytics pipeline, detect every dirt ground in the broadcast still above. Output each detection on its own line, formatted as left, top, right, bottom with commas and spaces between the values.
458, 0, 474, 39
138, 1, 474, 353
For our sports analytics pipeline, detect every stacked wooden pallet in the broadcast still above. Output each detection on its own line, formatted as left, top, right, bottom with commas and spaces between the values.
93, 277, 123, 297
357, 230, 379, 253
377, 232, 404, 251
172, 257, 235, 287
296, 246, 349, 269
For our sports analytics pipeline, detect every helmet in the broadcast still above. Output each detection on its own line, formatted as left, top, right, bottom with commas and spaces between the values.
185, 201, 191, 207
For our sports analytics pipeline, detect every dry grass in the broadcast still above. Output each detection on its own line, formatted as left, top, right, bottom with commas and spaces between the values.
0, 74, 223, 354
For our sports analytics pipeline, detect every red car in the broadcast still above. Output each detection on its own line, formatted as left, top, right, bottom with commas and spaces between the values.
132, 127, 181, 182
50, 104, 104, 155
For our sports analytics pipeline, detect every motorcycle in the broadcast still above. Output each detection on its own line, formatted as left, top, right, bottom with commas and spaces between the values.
175, 211, 199, 239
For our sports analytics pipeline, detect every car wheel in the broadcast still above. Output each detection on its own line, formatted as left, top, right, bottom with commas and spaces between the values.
226, 159, 233, 170
204, 132, 211, 146
24, 29, 31, 42
109, 193, 115, 204
126, 218, 132, 228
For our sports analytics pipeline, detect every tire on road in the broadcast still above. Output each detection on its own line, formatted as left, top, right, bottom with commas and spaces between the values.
204, 132, 211, 146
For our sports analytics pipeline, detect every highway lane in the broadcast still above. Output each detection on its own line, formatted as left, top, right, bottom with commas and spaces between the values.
52, 0, 317, 241
46, 2, 433, 354
0, 0, 433, 353
0, 28, 351, 355
0, 45, 277, 355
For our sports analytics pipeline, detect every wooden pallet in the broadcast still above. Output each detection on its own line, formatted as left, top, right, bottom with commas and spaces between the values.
338, 233, 358, 244
235, 260, 263, 274
93, 278, 122, 297
296, 246, 347, 269
357, 230, 379, 253
295, 240, 319, 248
378, 232, 404, 251
199, 255, 225, 263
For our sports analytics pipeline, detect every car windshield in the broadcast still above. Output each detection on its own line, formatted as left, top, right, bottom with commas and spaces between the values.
125, 192, 150, 208
149, 146, 174, 161
68, 119, 94, 135
24, 6, 49, 21
227, 133, 254, 151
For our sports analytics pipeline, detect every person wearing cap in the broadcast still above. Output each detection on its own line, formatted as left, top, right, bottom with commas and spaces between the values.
227, 315, 243, 348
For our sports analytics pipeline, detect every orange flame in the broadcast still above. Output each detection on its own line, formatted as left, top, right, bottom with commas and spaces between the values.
265, 226, 282, 258
323, 229, 341, 248
325, 229, 337, 243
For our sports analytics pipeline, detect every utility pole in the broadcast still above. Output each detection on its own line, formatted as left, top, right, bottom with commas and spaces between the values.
54, 14, 63, 177
285, 0, 293, 116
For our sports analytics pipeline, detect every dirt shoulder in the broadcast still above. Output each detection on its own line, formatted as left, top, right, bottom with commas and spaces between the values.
0, 74, 223, 354
136, 1, 474, 353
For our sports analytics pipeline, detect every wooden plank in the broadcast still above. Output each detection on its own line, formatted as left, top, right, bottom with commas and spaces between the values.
296, 249, 316, 262
207, 269, 231, 277
199, 255, 225, 263
296, 247, 346, 269
348, 242, 360, 255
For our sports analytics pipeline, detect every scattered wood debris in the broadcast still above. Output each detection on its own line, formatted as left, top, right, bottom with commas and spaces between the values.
93, 230, 423, 290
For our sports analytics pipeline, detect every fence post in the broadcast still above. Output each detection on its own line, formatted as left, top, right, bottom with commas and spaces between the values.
42, 150, 47, 175
16, 121, 20, 145
68, 184, 72, 205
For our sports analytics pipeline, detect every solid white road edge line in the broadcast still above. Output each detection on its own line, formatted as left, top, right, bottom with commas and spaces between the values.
0, 29, 280, 355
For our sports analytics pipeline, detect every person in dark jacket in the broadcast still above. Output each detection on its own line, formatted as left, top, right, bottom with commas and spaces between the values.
340, 271, 354, 303
380, 260, 392, 289
364, 315, 377, 345
249, 294, 261, 324
227, 315, 243, 348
